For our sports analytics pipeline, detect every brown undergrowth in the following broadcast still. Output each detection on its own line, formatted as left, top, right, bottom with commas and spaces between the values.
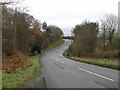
2, 55, 32, 73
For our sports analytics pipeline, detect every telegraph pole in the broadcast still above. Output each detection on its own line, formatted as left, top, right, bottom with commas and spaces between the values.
118, 1, 120, 33
118, 2, 120, 60
0, 4, 2, 59
0, 4, 2, 90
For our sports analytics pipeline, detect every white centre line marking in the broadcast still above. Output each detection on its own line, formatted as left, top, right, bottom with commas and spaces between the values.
78, 68, 114, 81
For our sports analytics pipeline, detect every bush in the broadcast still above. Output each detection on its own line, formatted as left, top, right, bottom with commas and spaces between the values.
69, 43, 81, 56
31, 44, 41, 55
92, 50, 119, 59
63, 49, 70, 56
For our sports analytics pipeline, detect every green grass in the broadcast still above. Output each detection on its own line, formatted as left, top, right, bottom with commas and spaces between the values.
63, 49, 70, 56
63, 49, 120, 70
47, 39, 65, 50
70, 57, 119, 70
0, 77, 2, 89
2, 39, 64, 88
2, 56, 41, 88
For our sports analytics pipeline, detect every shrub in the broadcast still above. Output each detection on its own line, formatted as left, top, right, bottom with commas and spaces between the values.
93, 50, 119, 59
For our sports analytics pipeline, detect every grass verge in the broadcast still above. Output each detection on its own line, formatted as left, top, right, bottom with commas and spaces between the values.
2, 39, 64, 88
2, 56, 41, 88
63, 49, 120, 70
47, 39, 65, 50
63, 49, 70, 56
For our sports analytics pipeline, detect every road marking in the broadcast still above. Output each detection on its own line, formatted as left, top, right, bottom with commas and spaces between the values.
78, 68, 114, 81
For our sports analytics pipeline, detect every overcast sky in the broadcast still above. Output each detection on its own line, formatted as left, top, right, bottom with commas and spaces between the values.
21, 0, 119, 35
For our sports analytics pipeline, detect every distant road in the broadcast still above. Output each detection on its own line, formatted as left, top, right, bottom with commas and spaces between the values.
40, 40, 119, 88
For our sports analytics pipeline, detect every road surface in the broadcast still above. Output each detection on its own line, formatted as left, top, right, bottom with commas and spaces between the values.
40, 40, 119, 89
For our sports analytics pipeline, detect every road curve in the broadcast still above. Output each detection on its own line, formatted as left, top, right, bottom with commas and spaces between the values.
40, 40, 119, 88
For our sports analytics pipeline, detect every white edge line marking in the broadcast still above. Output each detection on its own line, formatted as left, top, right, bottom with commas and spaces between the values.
78, 68, 114, 81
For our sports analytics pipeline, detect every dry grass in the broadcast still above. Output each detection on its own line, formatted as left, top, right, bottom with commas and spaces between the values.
2, 56, 32, 73
2, 56, 41, 88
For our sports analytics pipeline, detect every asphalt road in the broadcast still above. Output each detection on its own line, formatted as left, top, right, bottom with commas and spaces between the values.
40, 39, 119, 89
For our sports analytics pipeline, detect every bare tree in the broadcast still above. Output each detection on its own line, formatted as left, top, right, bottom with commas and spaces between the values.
100, 19, 108, 51
100, 14, 118, 49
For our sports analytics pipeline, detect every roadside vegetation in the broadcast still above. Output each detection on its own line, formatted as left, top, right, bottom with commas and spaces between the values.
2, 0, 64, 88
2, 38, 64, 88
64, 14, 119, 70
2, 0, 119, 88
2, 56, 40, 88
70, 57, 119, 70
47, 39, 65, 50
64, 49, 119, 70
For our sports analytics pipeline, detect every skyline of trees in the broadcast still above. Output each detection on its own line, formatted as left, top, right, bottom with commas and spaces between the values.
1, 0, 119, 59
67, 14, 119, 59
2, 6, 63, 57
